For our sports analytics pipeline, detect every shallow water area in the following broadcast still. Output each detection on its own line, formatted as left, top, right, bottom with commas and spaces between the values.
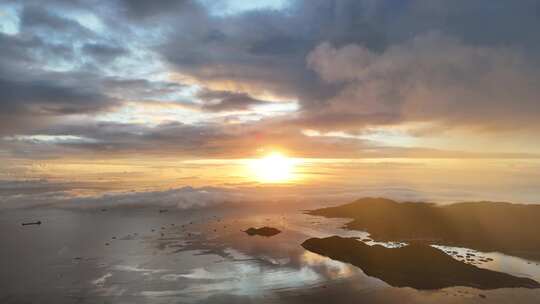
2, 203, 540, 303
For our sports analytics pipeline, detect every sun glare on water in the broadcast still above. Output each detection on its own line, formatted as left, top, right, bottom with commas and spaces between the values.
249, 152, 297, 183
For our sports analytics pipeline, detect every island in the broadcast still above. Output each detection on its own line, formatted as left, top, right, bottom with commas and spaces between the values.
302, 236, 540, 289
244, 227, 281, 237
307, 197, 540, 260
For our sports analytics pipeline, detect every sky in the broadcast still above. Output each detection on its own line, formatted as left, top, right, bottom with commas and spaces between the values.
2, 0, 540, 207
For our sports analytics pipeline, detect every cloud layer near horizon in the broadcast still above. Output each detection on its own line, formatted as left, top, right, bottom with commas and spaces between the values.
2, 0, 540, 161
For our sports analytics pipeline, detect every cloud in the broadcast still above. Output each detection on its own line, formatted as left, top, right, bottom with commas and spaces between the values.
116, 0, 196, 19
0, 77, 117, 134
20, 5, 90, 34
0, 179, 70, 197
82, 43, 128, 62
158, 0, 355, 105
306, 33, 540, 132
196, 89, 274, 112
157, 0, 540, 132
64, 186, 237, 209
0, 179, 240, 210
0, 12, 116, 135
2, 0, 540, 160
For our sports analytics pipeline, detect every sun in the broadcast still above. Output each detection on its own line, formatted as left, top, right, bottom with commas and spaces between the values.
249, 152, 296, 183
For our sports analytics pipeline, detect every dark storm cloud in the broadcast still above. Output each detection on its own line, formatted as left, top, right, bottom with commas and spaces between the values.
196, 89, 272, 112
0, 77, 116, 134
159, 1, 369, 107
116, 0, 195, 19
23, 121, 229, 156
387, 0, 540, 48
3, 0, 540, 158
0, 4, 120, 134
18, 4, 96, 42
290, 112, 401, 132
0, 118, 373, 158
158, 0, 540, 132
0, 30, 118, 134
0, 32, 42, 72
0, 78, 112, 115
4, 118, 536, 161
102, 78, 186, 100
156, 0, 416, 106
82, 43, 128, 62
20, 5, 82, 31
